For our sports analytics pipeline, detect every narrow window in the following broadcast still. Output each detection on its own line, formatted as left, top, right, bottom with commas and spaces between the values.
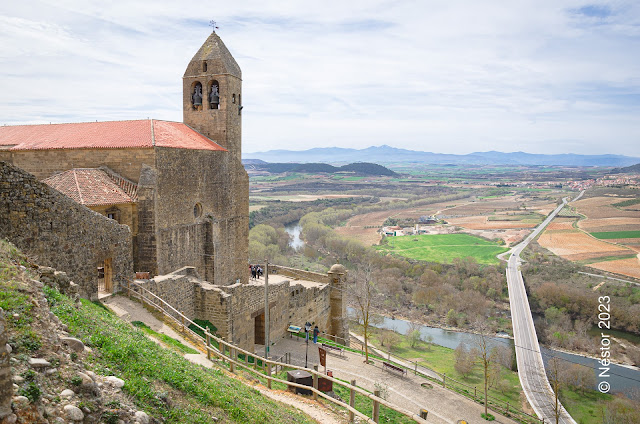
194, 203, 203, 218
208, 81, 220, 110
232, 93, 236, 103
202, 61, 208, 72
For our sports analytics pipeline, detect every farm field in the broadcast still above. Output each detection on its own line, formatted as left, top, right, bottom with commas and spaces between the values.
333, 198, 472, 246
537, 229, 633, 261
447, 215, 539, 230
578, 217, 640, 232
374, 233, 508, 265
588, 257, 640, 280
573, 196, 640, 219
591, 231, 640, 239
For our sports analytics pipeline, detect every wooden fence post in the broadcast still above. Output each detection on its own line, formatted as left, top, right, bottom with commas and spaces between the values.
230, 348, 235, 373
505, 402, 509, 415
206, 331, 211, 360
181, 313, 185, 333
373, 389, 380, 423
474, 386, 477, 398
313, 365, 318, 401
414, 361, 418, 375
267, 362, 272, 389
442, 373, 446, 388
127, 280, 131, 299
349, 380, 356, 422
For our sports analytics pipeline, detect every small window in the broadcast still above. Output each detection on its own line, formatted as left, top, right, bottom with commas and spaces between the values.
202, 61, 208, 72
194, 203, 203, 218
232, 94, 236, 103
105, 207, 120, 223
107, 213, 116, 220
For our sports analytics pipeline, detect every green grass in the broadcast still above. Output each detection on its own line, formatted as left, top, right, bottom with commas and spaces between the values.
40, 288, 316, 424
590, 231, 640, 240
559, 387, 612, 424
375, 233, 508, 265
353, 326, 523, 411
612, 198, 640, 208
131, 321, 199, 355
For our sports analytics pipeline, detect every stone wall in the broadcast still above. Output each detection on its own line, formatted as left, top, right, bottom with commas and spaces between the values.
0, 162, 133, 299
135, 267, 199, 321
287, 283, 332, 333
269, 265, 329, 285
0, 309, 11, 419
154, 147, 248, 286
0, 148, 155, 182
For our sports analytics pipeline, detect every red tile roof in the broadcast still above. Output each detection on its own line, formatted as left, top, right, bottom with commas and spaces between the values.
0, 119, 226, 152
43, 168, 137, 206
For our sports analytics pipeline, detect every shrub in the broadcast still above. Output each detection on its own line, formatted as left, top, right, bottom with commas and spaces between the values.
19, 382, 41, 402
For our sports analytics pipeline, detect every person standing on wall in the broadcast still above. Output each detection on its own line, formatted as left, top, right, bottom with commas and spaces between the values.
313, 325, 320, 344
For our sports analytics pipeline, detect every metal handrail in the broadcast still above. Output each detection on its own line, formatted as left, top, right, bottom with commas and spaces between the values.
125, 280, 428, 424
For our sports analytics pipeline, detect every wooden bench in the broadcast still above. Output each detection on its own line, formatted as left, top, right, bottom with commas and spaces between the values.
382, 361, 407, 376
321, 343, 345, 357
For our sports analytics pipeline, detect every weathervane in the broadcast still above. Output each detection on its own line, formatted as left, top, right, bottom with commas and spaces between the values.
209, 20, 219, 32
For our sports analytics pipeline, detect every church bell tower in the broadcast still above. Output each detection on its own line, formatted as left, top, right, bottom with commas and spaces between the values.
183, 30, 242, 160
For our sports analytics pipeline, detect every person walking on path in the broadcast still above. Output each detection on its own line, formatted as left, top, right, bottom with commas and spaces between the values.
313, 325, 320, 344
251, 265, 257, 280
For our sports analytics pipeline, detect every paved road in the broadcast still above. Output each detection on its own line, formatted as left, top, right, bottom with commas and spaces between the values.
506, 194, 581, 424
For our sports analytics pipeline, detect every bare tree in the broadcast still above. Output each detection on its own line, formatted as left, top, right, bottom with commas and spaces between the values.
351, 264, 377, 363
546, 356, 564, 424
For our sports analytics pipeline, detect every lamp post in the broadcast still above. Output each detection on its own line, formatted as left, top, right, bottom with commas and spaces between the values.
304, 321, 311, 368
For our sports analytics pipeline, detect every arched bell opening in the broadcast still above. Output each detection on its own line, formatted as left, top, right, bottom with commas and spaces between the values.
208, 80, 220, 110
191, 81, 203, 110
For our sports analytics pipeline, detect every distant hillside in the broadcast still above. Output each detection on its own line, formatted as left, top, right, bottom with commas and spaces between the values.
245, 161, 397, 176
611, 163, 640, 174
243, 145, 640, 167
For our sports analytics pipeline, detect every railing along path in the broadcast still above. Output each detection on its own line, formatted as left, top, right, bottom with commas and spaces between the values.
125, 280, 428, 424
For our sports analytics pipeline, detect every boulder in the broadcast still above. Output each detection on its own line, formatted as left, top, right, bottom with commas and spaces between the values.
28, 358, 50, 368
61, 337, 85, 353
63, 404, 84, 421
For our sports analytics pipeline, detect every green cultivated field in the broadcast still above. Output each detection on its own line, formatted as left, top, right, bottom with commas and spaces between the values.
376, 233, 508, 265
590, 231, 640, 239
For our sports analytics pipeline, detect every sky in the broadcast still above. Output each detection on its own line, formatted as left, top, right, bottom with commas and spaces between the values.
1, 1, 639, 156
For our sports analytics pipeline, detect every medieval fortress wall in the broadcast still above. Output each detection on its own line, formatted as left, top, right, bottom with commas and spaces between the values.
0, 162, 133, 299
135, 265, 342, 352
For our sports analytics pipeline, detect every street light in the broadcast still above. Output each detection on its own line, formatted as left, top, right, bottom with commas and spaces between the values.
304, 321, 311, 368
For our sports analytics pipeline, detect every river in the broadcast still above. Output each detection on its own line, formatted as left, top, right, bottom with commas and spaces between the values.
284, 222, 305, 250
351, 309, 640, 394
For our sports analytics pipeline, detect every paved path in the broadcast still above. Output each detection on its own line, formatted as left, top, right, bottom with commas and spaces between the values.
266, 336, 519, 424
505, 194, 579, 424
102, 295, 345, 424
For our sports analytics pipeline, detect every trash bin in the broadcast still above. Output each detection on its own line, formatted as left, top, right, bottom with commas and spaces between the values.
287, 370, 312, 395
318, 370, 333, 392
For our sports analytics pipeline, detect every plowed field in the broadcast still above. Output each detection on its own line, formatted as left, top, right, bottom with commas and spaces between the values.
573, 197, 640, 219
588, 257, 640, 280
448, 216, 538, 230
578, 217, 640, 233
538, 230, 632, 261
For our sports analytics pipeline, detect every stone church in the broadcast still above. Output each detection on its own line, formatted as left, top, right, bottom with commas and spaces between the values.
0, 31, 249, 289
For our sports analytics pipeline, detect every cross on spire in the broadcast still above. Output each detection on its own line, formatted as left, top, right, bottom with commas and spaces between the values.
209, 20, 219, 32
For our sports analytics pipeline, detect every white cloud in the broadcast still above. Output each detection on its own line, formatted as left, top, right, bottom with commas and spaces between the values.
1, 0, 639, 156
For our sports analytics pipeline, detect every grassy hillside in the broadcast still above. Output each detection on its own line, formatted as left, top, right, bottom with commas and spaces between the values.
0, 239, 316, 424
375, 233, 508, 265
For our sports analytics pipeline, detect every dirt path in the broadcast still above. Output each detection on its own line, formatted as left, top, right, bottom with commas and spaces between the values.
103, 295, 345, 424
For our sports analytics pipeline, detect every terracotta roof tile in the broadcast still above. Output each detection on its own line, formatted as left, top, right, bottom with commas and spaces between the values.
0, 119, 225, 152
43, 168, 137, 206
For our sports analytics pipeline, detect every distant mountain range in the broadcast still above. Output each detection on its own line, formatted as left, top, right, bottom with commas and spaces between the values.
243, 161, 397, 176
243, 145, 640, 167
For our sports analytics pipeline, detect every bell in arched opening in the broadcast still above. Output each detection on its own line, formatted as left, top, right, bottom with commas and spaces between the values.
192, 82, 203, 108
209, 82, 220, 109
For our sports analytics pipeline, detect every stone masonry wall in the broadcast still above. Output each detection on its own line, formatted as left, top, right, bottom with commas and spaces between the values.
154, 147, 248, 286
269, 265, 329, 285
0, 148, 155, 182
0, 162, 133, 299
288, 283, 331, 333
136, 267, 199, 321
218, 281, 290, 351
